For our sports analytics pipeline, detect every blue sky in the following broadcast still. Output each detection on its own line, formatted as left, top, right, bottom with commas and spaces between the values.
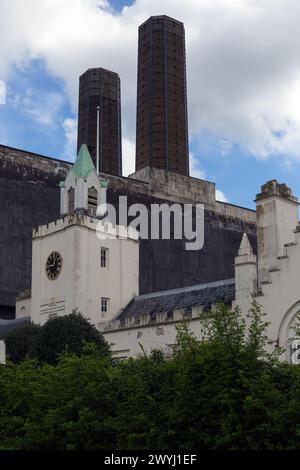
0, 59, 73, 158
1, 0, 300, 210
109, 0, 133, 9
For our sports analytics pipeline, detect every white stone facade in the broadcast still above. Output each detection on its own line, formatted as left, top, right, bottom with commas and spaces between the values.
235, 180, 300, 362
29, 145, 139, 327
103, 180, 300, 361
16, 297, 31, 319
103, 313, 204, 359
31, 214, 139, 327
15, 150, 300, 364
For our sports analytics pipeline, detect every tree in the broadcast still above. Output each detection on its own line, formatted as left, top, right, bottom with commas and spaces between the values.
1, 302, 300, 450
162, 301, 295, 450
5, 312, 110, 365
0, 351, 116, 450
33, 312, 110, 364
5, 323, 41, 364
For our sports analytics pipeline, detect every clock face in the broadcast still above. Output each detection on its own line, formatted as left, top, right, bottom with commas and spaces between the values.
45, 252, 63, 281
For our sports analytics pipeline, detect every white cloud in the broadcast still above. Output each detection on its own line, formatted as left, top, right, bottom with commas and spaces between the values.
218, 139, 233, 158
122, 137, 135, 177
62, 117, 77, 161
10, 87, 65, 128
0, 80, 6, 104
216, 189, 229, 203
1, 0, 300, 165
190, 152, 206, 180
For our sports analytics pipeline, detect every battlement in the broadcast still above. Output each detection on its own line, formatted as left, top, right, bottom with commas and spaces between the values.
256, 179, 298, 204
33, 213, 139, 242
0, 143, 256, 314
100, 304, 207, 332
100, 278, 235, 332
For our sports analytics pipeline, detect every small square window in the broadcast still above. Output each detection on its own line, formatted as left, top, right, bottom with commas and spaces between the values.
100, 248, 109, 268
101, 297, 109, 316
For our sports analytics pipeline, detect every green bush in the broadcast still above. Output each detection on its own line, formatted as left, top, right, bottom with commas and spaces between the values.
5, 312, 110, 364
5, 323, 41, 364
1, 302, 300, 450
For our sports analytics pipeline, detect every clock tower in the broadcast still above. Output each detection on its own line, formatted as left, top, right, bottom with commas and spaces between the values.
30, 145, 139, 328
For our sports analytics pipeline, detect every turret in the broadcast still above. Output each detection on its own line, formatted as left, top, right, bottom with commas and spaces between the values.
60, 144, 107, 217
255, 180, 299, 284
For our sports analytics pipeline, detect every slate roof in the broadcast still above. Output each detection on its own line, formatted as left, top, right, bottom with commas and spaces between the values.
116, 279, 235, 322
0, 317, 31, 339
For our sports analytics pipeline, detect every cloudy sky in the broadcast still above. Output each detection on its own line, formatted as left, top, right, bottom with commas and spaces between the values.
1, 0, 300, 208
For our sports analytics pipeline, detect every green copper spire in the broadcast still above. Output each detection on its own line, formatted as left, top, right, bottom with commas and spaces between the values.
72, 144, 96, 179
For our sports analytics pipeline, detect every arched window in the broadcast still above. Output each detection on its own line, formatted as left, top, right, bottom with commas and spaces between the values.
68, 188, 75, 214
88, 187, 98, 216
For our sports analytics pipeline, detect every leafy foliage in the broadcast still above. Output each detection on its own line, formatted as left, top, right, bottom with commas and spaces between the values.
1, 302, 300, 450
5, 312, 110, 364
5, 323, 41, 364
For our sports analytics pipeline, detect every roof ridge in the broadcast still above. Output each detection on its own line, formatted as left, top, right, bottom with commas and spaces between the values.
134, 278, 235, 301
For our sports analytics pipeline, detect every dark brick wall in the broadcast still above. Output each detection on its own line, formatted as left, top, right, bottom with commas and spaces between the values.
0, 146, 70, 318
106, 186, 256, 295
0, 145, 256, 318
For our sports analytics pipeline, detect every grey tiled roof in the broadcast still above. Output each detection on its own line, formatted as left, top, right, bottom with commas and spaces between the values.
0, 317, 31, 339
116, 279, 235, 322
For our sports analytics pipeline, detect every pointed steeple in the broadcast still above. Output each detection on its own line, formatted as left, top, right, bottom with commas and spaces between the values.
72, 144, 96, 179
60, 144, 105, 217
234, 232, 257, 303
237, 233, 254, 257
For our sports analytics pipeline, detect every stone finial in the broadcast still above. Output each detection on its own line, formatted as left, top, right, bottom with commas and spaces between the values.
235, 233, 256, 267
237, 233, 254, 257
256, 179, 298, 204
235, 233, 257, 300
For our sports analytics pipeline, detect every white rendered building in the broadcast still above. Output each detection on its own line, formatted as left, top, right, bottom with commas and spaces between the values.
9, 148, 300, 363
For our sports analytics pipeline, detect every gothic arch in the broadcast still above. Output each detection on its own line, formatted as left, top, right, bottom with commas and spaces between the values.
87, 186, 98, 216
68, 187, 75, 214
278, 300, 300, 360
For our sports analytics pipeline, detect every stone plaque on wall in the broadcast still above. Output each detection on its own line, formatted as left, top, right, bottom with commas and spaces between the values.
40, 299, 66, 317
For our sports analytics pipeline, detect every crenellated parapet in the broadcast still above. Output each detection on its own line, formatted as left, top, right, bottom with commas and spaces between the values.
99, 280, 235, 333
32, 213, 139, 243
